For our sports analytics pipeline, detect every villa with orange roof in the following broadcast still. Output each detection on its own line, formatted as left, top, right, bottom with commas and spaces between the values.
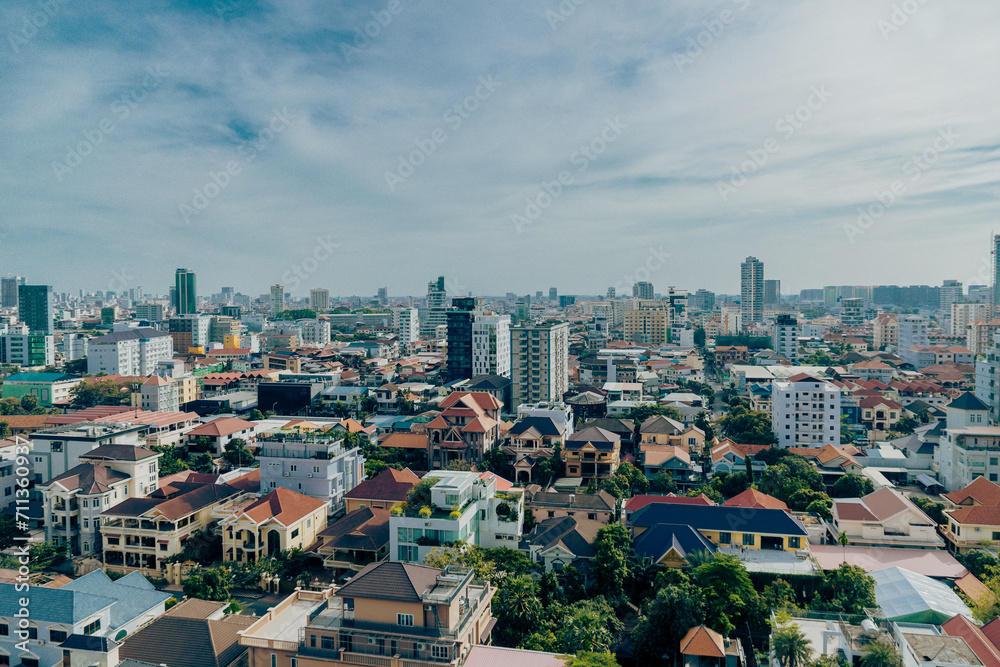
425, 391, 503, 468
216, 487, 328, 563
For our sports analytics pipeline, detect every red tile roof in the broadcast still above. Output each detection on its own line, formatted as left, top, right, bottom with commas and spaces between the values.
945, 477, 1000, 508
187, 417, 257, 438
624, 494, 716, 512
949, 505, 1000, 526
344, 467, 420, 502
237, 487, 326, 526
943, 614, 1000, 667
723, 489, 788, 511
680, 625, 726, 658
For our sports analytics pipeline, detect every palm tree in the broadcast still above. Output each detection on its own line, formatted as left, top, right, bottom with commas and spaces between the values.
860, 638, 902, 667
772, 624, 813, 667
838, 531, 850, 564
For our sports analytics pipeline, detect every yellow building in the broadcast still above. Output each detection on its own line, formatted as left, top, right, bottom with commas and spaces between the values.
216, 487, 328, 563
563, 425, 621, 480
629, 504, 809, 552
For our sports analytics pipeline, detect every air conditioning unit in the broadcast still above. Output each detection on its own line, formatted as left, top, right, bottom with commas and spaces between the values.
368, 637, 376, 644
307, 473, 313, 478
283, 472, 290, 477
416, 643, 427, 650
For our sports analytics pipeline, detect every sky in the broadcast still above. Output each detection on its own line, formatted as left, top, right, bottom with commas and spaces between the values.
1, 0, 998, 299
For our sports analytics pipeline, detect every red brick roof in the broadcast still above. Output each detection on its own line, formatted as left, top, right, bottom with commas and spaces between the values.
949, 505, 1000, 526
344, 467, 420, 502
238, 487, 325, 526
624, 494, 716, 512
680, 626, 726, 658
945, 477, 1000, 508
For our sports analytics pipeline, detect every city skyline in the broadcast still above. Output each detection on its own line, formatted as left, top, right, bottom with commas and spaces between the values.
1, 1, 999, 295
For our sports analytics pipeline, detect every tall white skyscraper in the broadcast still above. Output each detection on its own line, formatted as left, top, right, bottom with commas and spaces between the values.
472, 314, 511, 378
741, 256, 764, 325
270, 284, 285, 316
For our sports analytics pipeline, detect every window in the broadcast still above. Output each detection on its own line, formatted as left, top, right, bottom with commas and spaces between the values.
0, 623, 7, 636
50, 629, 67, 643
271, 655, 277, 667
82, 499, 88, 508
742, 533, 755, 546
718, 532, 732, 544
291, 660, 298, 667
788, 537, 800, 549
397, 613, 414, 626
25, 626, 37, 639
321, 636, 335, 649
83, 618, 101, 635
159, 543, 167, 551
432, 645, 450, 660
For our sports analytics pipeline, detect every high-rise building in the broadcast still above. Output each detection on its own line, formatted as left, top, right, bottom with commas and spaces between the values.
220, 286, 235, 304
840, 297, 864, 327
510, 320, 569, 408
392, 307, 420, 353
87, 328, 174, 375
377, 287, 388, 305
270, 284, 285, 316
771, 375, 841, 448
421, 276, 448, 336
873, 313, 899, 351
446, 297, 483, 383
741, 256, 764, 324
135, 303, 165, 322
18, 284, 54, 335
548, 287, 558, 302
691, 289, 716, 312
773, 314, 801, 362
941, 279, 963, 315
952, 303, 990, 339
168, 314, 211, 353
606, 287, 616, 300
764, 279, 781, 307
0, 276, 22, 308
898, 314, 929, 357
310, 288, 329, 312
472, 313, 511, 378
624, 309, 670, 345
993, 235, 1000, 314
633, 282, 654, 300
174, 268, 197, 314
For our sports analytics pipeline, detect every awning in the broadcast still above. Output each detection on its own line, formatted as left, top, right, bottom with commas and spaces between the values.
479, 618, 497, 643
916, 474, 944, 489
157, 540, 168, 544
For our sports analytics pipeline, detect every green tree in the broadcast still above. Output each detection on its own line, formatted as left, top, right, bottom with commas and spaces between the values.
64, 357, 87, 374
893, 416, 919, 435
591, 524, 631, 601
563, 653, 621, 667
693, 553, 756, 635
69, 378, 131, 408
247, 408, 265, 421
694, 410, 715, 440
0, 515, 28, 550
18, 394, 38, 412
786, 488, 831, 512
276, 308, 317, 320
772, 622, 814, 667
694, 327, 706, 348
911, 497, 947, 524
648, 472, 677, 494
492, 575, 543, 647
832, 474, 874, 498
0, 420, 9, 439
959, 550, 1000, 581
719, 405, 778, 445
222, 437, 254, 467
558, 597, 623, 654
812, 564, 876, 614
182, 566, 231, 601
713, 471, 751, 499
686, 485, 724, 504
631, 583, 706, 664
859, 638, 903, 667
481, 448, 513, 480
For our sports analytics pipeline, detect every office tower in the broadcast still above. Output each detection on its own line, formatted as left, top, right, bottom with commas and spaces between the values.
421, 276, 448, 336
377, 287, 388, 305
764, 279, 781, 307
606, 287, 615, 300
18, 284, 54, 335
270, 284, 285, 316
840, 298, 864, 327
771, 375, 840, 448
168, 314, 211, 353
741, 256, 764, 324
692, 289, 716, 312
310, 288, 329, 312
993, 235, 1000, 314
558, 295, 576, 308
513, 296, 531, 324
220, 286, 235, 304
510, 320, 569, 408
548, 287, 558, 302
941, 279, 963, 313
472, 313, 512, 378
773, 314, 801, 362
1, 277, 22, 308
174, 268, 197, 314
445, 297, 483, 382
633, 282, 654, 300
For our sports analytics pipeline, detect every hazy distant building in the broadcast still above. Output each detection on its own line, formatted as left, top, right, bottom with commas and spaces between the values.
633, 282, 654, 300
691, 289, 716, 312
741, 256, 764, 324
941, 279, 963, 314
270, 284, 285, 316
310, 288, 329, 311
421, 276, 448, 336
174, 268, 197, 314
377, 287, 388, 305
0, 277, 21, 308
548, 287, 558, 302
764, 279, 781, 307
840, 298, 864, 327
472, 314, 511, 378
446, 297, 484, 382
18, 285, 54, 335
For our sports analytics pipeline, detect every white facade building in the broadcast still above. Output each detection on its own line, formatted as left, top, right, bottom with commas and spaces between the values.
771, 374, 841, 448
61, 332, 89, 361
297, 318, 331, 346
936, 392, 996, 491
140, 375, 179, 413
86, 328, 174, 376
392, 307, 420, 353
257, 432, 365, 515
772, 315, 801, 363
898, 315, 929, 358
511, 320, 569, 409
952, 302, 990, 338
472, 314, 511, 378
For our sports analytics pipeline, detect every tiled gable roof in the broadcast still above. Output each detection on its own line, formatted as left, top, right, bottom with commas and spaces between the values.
336, 561, 443, 603
237, 488, 326, 526
630, 503, 807, 536
118, 615, 256, 667
680, 625, 726, 658
344, 467, 419, 502
723, 489, 788, 511
47, 462, 130, 494
945, 477, 1000, 507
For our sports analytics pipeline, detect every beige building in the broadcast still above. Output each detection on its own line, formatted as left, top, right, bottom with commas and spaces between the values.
624, 309, 671, 346
873, 313, 898, 351
216, 487, 328, 563
239, 562, 495, 666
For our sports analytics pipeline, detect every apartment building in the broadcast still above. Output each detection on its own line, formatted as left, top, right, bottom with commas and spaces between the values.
29, 421, 147, 484
140, 374, 179, 413
510, 320, 569, 409
239, 561, 495, 666
937, 392, 1000, 491
873, 313, 899, 351
471, 313, 511, 378
86, 327, 174, 376
257, 431, 365, 515
772, 314, 800, 362
771, 374, 841, 448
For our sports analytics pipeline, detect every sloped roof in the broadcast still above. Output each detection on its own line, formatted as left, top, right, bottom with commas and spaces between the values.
949, 505, 1000, 526
633, 523, 717, 562
47, 462, 130, 494
872, 567, 972, 623
336, 561, 443, 603
344, 467, 419, 502
723, 489, 788, 511
382, 433, 429, 449
186, 417, 256, 438
3, 372, 79, 383
945, 477, 1000, 508
640, 414, 686, 435
948, 392, 990, 411
0, 582, 113, 625
118, 614, 257, 667
235, 487, 326, 526
942, 614, 1000, 667
565, 425, 620, 451
522, 516, 597, 559
79, 444, 158, 462
508, 416, 564, 438
105, 482, 242, 521
810, 545, 967, 579
624, 494, 716, 512
440, 391, 502, 412
680, 625, 726, 658
630, 503, 807, 536
317, 507, 391, 552
61, 570, 171, 631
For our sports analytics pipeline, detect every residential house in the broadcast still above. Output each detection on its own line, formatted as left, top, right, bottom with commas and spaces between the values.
238, 562, 495, 666
0, 570, 171, 667
828, 487, 944, 549
562, 426, 621, 481
714, 346, 751, 367
938, 392, 1000, 491
425, 391, 503, 468
520, 515, 600, 572
140, 374, 179, 413
28, 421, 147, 486
525, 488, 617, 524
215, 487, 328, 563
943, 477, 1000, 510
680, 625, 746, 667
710, 440, 770, 477
723, 488, 788, 511
343, 467, 419, 514
101, 480, 245, 575
629, 503, 809, 552
312, 506, 391, 573
643, 446, 695, 486
390, 470, 523, 563
858, 396, 905, 439
185, 417, 257, 455
944, 504, 1000, 554
639, 415, 706, 451
633, 523, 717, 568
506, 416, 565, 485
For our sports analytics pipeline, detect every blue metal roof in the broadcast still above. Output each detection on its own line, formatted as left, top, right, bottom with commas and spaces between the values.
3, 372, 79, 383
59, 570, 171, 631
630, 503, 809, 537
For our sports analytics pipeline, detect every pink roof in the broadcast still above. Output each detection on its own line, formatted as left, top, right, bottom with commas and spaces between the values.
624, 493, 716, 512
810, 544, 968, 578
479, 472, 513, 492
187, 417, 257, 438
943, 614, 1000, 667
